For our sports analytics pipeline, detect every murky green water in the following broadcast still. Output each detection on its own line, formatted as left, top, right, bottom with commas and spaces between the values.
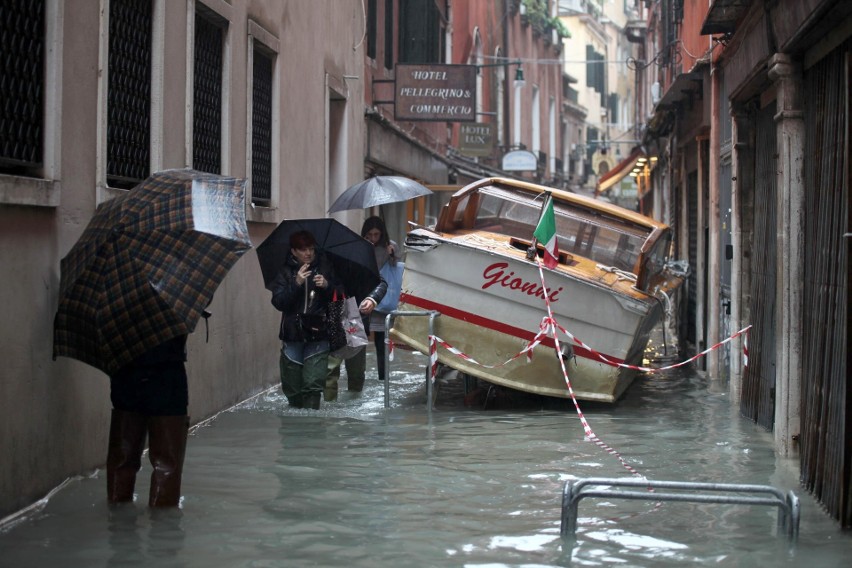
1, 348, 849, 567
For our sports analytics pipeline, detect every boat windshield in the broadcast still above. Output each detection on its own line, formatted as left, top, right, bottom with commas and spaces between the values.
472, 188, 652, 272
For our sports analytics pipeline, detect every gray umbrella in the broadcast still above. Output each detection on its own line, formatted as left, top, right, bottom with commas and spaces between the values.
328, 176, 433, 213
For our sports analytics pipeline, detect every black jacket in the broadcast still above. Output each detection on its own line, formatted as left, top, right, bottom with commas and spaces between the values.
271, 252, 340, 342
110, 335, 187, 379
357, 277, 387, 334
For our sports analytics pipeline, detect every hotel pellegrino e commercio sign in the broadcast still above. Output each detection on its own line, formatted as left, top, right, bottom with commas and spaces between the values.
394, 64, 476, 122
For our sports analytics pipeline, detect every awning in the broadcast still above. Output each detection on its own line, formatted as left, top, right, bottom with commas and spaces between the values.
657, 71, 702, 108
595, 148, 645, 196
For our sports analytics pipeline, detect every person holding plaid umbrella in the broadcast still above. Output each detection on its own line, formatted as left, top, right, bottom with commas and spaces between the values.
107, 334, 190, 507
53, 168, 253, 508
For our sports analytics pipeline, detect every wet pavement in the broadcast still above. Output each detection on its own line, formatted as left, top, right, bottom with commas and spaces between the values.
1, 346, 850, 567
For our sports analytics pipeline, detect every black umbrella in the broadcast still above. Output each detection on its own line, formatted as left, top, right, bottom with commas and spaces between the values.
53, 169, 252, 375
256, 218, 380, 300
327, 175, 433, 213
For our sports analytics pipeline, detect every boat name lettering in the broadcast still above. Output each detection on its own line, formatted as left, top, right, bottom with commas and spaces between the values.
481, 263, 562, 302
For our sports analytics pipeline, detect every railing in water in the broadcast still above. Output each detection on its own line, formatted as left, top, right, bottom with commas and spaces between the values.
561, 477, 800, 542
383, 311, 441, 411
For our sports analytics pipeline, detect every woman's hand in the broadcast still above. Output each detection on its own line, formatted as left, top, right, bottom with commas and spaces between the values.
296, 264, 326, 287
359, 298, 377, 315
296, 263, 312, 286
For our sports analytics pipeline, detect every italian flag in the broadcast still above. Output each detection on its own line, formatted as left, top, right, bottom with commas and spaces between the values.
533, 197, 559, 269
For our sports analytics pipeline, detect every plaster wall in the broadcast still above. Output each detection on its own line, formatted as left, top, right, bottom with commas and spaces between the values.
0, 0, 366, 518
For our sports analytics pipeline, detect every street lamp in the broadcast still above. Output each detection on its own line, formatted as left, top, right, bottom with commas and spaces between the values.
473, 59, 525, 153
513, 65, 525, 88
476, 59, 525, 89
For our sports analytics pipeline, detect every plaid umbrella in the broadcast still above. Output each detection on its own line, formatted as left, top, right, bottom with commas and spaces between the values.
53, 168, 253, 375
256, 218, 380, 301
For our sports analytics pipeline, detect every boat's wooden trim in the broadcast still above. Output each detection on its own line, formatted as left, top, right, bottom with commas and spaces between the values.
441, 177, 669, 231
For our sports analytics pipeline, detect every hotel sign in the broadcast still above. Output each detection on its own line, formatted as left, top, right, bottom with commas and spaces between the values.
395, 64, 476, 122
459, 123, 494, 156
501, 150, 538, 171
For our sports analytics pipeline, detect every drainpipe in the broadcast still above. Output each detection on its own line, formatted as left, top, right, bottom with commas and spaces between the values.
502, 0, 511, 150
446, 0, 453, 63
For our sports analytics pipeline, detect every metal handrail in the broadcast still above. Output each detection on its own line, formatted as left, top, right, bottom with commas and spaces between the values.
561, 477, 800, 542
383, 310, 441, 410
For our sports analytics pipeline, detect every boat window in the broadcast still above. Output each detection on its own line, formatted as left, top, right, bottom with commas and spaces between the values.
473, 193, 540, 235
552, 203, 649, 270
635, 232, 672, 290
469, 187, 651, 271
643, 234, 670, 278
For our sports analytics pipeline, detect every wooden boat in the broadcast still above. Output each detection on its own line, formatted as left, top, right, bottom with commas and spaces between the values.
389, 177, 685, 402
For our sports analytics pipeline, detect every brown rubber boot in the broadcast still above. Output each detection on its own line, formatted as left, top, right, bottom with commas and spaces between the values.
106, 409, 148, 503
147, 415, 189, 508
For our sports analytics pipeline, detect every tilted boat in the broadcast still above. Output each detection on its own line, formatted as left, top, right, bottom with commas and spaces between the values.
389, 177, 685, 402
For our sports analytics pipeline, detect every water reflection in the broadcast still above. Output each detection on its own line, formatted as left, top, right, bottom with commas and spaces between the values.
0, 348, 849, 567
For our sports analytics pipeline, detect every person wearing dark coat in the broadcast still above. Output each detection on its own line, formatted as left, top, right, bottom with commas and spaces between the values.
107, 334, 189, 508
324, 218, 390, 400
271, 230, 340, 409
324, 273, 387, 400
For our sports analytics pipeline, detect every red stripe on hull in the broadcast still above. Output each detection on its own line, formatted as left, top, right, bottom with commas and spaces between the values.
398, 292, 625, 365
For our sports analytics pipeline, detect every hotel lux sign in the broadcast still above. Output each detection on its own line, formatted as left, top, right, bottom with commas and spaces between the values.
459, 123, 494, 156
394, 64, 476, 122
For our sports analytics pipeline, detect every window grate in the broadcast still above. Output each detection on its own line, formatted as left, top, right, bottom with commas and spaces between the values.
251, 49, 272, 204
398, 0, 443, 64
383, 0, 393, 69
0, 0, 45, 173
193, 13, 223, 175
366, 0, 377, 60
107, 0, 152, 189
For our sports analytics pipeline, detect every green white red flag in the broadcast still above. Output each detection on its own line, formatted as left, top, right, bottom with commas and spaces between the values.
533, 197, 559, 268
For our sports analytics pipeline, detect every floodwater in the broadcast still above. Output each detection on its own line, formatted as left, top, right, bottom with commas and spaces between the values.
1, 348, 849, 567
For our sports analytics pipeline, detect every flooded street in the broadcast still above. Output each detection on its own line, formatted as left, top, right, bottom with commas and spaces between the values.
1, 347, 849, 567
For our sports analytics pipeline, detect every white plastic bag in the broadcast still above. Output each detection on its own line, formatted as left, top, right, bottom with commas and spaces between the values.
330, 296, 369, 359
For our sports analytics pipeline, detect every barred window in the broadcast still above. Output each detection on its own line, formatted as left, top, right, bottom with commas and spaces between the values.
107, 0, 152, 189
366, 0, 377, 60
398, 0, 444, 64
0, 0, 45, 175
251, 49, 273, 205
383, 0, 393, 69
193, 11, 224, 174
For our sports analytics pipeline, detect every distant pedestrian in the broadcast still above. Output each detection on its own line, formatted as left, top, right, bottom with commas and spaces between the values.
362, 216, 400, 381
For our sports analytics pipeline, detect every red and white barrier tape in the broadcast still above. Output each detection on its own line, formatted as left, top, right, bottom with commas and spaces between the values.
424, 314, 750, 378
411, 260, 751, 480
385, 259, 751, 483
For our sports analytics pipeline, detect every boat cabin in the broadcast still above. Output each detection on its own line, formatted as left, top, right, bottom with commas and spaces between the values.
434, 178, 674, 293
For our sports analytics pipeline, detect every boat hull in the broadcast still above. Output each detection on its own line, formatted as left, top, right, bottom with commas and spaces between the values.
390, 236, 663, 402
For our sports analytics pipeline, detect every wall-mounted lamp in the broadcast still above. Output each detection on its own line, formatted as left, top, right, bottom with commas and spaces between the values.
475, 59, 525, 88
513, 66, 525, 88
